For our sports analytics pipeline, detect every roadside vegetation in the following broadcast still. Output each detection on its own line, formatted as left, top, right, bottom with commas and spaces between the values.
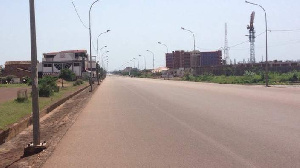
0, 69, 87, 130
182, 71, 300, 85
114, 69, 162, 79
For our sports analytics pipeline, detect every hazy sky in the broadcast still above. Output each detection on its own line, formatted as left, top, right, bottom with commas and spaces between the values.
1, 0, 300, 71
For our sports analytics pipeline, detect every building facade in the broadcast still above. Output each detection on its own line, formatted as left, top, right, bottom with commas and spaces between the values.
200, 50, 222, 66
1, 61, 31, 78
166, 50, 222, 69
165, 53, 174, 69
41, 50, 87, 77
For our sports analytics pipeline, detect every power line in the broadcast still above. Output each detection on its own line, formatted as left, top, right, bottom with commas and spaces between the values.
71, 1, 88, 29
269, 29, 300, 32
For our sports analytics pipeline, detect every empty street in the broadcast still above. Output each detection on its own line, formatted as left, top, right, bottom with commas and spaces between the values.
43, 76, 300, 168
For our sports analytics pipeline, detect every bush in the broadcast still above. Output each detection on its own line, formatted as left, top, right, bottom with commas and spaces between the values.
38, 76, 58, 97
73, 79, 84, 86
5, 75, 17, 83
39, 84, 53, 97
59, 69, 76, 81
289, 73, 299, 82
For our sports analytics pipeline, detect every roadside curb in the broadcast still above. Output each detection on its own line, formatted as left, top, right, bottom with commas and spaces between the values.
0, 84, 93, 145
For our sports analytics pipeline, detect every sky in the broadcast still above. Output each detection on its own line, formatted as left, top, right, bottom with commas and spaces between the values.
1, 0, 300, 71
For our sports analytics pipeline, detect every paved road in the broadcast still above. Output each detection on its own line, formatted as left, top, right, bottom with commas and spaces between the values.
43, 76, 300, 168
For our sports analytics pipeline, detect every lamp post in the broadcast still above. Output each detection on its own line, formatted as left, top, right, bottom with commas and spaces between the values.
139, 54, 146, 70
88, 0, 100, 92
100, 45, 107, 53
158, 42, 169, 53
158, 41, 172, 69
97, 30, 110, 60
92, 56, 100, 85
181, 27, 196, 52
245, 1, 269, 87
101, 51, 109, 68
146, 50, 155, 70
131, 58, 136, 68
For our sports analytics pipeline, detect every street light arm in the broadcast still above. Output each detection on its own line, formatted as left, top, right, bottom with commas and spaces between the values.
158, 42, 169, 53
181, 27, 196, 51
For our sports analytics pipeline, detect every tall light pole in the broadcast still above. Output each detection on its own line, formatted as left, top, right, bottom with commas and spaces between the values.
131, 58, 136, 68
101, 51, 109, 68
97, 30, 110, 60
158, 42, 169, 53
92, 56, 100, 85
29, 0, 40, 147
181, 27, 196, 52
89, 0, 100, 92
158, 41, 171, 69
99, 45, 107, 53
245, 1, 269, 87
139, 54, 146, 70
146, 50, 155, 70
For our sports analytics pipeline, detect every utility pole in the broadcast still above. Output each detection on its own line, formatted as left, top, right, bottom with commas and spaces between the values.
29, 0, 40, 147
24, 0, 46, 156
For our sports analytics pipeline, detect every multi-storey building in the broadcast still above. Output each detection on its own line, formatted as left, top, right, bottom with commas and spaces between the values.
200, 50, 222, 66
41, 50, 87, 77
166, 50, 222, 69
1, 61, 32, 78
165, 53, 174, 69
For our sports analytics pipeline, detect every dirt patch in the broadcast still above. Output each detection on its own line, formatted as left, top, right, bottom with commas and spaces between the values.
0, 87, 30, 103
0, 84, 99, 168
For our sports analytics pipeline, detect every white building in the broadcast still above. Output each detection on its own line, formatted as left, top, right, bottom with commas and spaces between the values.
41, 50, 88, 77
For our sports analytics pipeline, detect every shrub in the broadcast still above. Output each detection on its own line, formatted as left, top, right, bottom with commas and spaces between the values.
38, 76, 59, 97
289, 73, 299, 82
5, 75, 17, 83
39, 84, 53, 97
73, 79, 84, 86
59, 69, 76, 81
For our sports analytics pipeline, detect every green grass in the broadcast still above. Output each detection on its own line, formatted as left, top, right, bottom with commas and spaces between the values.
0, 83, 87, 130
182, 71, 300, 85
0, 84, 28, 88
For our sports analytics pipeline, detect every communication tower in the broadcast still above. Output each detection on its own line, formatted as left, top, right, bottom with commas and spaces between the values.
224, 23, 230, 65
247, 11, 256, 63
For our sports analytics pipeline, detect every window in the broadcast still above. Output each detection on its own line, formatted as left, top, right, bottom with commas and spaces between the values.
74, 63, 80, 67
43, 64, 52, 67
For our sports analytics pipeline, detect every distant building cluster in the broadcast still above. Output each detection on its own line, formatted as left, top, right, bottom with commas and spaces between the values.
0, 50, 99, 83
166, 50, 222, 69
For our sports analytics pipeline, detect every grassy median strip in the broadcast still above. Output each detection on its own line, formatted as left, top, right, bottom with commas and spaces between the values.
182, 71, 300, 85
0, 83, 86, 130
0, 84, 28, 88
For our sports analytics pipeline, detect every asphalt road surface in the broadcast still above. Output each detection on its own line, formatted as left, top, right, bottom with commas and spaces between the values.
43, 76, 300, 168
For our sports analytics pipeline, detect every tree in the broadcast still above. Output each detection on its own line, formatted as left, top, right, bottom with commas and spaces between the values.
59, 69, 76, 81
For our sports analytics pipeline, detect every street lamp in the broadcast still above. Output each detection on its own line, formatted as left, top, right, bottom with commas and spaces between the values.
146, 50, 155, 70
181, 27, 196, 52
89, 0, 100, 92
96, 30, 110, 60
101, 51, 109, 67
100, 45, 107, 52
158, 42, 169, 53
158, 41, 171, 69
131, 58, 136, 68
139, 54, 146, 70
92, 56, 100, 85
245, 0, 269, 87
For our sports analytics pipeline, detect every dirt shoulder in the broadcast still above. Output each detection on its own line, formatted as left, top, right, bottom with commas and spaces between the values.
0, 87, 30, 104
0, 84, 99, 168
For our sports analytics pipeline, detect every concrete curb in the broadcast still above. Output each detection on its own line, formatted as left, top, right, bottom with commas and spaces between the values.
0, 84, 92, 145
